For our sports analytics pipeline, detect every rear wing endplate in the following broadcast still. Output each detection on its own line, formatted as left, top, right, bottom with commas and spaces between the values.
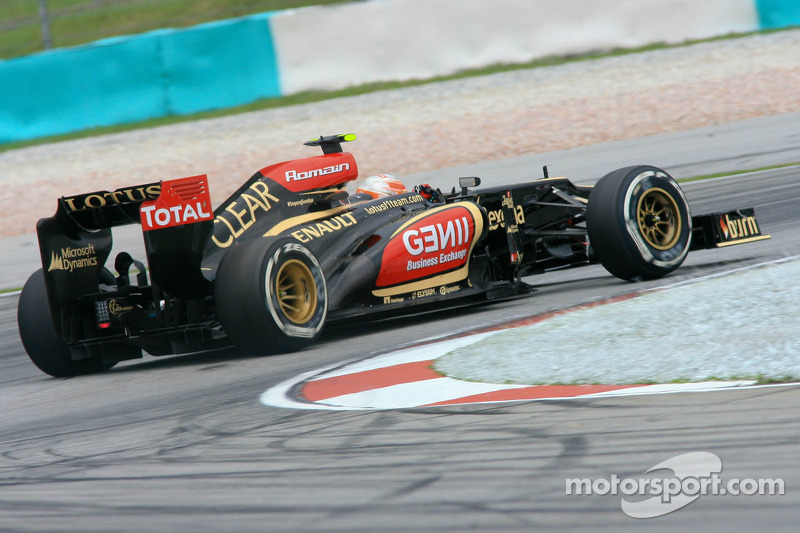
37, 176, 215, 309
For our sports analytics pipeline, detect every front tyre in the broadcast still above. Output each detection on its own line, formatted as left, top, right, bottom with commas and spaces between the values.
214, 239, 327, 355
17, 270, 115, 377
586, 165, 692, 281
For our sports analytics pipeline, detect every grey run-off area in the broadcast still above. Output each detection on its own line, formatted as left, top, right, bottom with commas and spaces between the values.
435, 257, 800, 385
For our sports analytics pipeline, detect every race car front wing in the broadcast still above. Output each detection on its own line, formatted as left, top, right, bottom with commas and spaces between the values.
690, 207, 771, 250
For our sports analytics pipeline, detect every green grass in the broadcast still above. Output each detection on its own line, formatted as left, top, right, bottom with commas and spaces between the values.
679, 161, 800, 183
0, 287, 22, 295
0, 0, 349, 59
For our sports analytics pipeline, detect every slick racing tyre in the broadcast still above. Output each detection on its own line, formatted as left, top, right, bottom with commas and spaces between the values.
18, 269, 115, 377
586, 165, 692, 281
215, 238, 328, 354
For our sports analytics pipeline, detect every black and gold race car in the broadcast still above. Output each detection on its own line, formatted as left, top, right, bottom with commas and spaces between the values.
18, 134, 769, 377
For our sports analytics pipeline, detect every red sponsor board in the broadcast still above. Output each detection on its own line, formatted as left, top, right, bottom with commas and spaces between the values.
140, 175, 214, 231
376, 205, 476, 287
259, 153, 358, 193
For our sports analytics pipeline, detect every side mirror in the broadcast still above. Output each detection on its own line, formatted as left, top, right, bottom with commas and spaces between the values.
459, 177, 481, 195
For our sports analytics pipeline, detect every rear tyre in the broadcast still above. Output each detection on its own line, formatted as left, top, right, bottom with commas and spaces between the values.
586, 165, 692, 281
17, 270, 115, 377
214, 239, 327, 355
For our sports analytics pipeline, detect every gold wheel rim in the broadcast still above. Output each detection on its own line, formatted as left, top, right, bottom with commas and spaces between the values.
275, 260, 317, 324
636, 188, 681, 250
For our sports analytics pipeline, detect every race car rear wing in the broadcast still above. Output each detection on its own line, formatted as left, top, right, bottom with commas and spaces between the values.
57, 181, 163, 231
690, 207, 771, 250
36, 176, 215, 326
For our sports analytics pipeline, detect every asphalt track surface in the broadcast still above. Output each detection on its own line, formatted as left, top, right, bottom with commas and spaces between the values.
2, 125, 800, 531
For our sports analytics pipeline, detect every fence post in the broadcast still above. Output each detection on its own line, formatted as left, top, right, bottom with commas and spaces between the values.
37, 0, 53, 50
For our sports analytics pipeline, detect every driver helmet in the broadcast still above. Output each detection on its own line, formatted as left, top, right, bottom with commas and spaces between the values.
356, 173, 407, 199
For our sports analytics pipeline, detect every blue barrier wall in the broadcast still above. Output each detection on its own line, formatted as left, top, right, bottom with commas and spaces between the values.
756, 0, 800, 28
159, 16, 280, 115
0, 34, 166, 143
0, 13, 280, 144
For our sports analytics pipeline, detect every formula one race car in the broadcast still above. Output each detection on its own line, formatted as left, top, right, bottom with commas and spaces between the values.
18, 134, 770, 377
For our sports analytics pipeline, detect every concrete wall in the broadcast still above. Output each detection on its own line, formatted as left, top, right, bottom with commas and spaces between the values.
1, 0, 798, 144
271, 0, 760, 94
